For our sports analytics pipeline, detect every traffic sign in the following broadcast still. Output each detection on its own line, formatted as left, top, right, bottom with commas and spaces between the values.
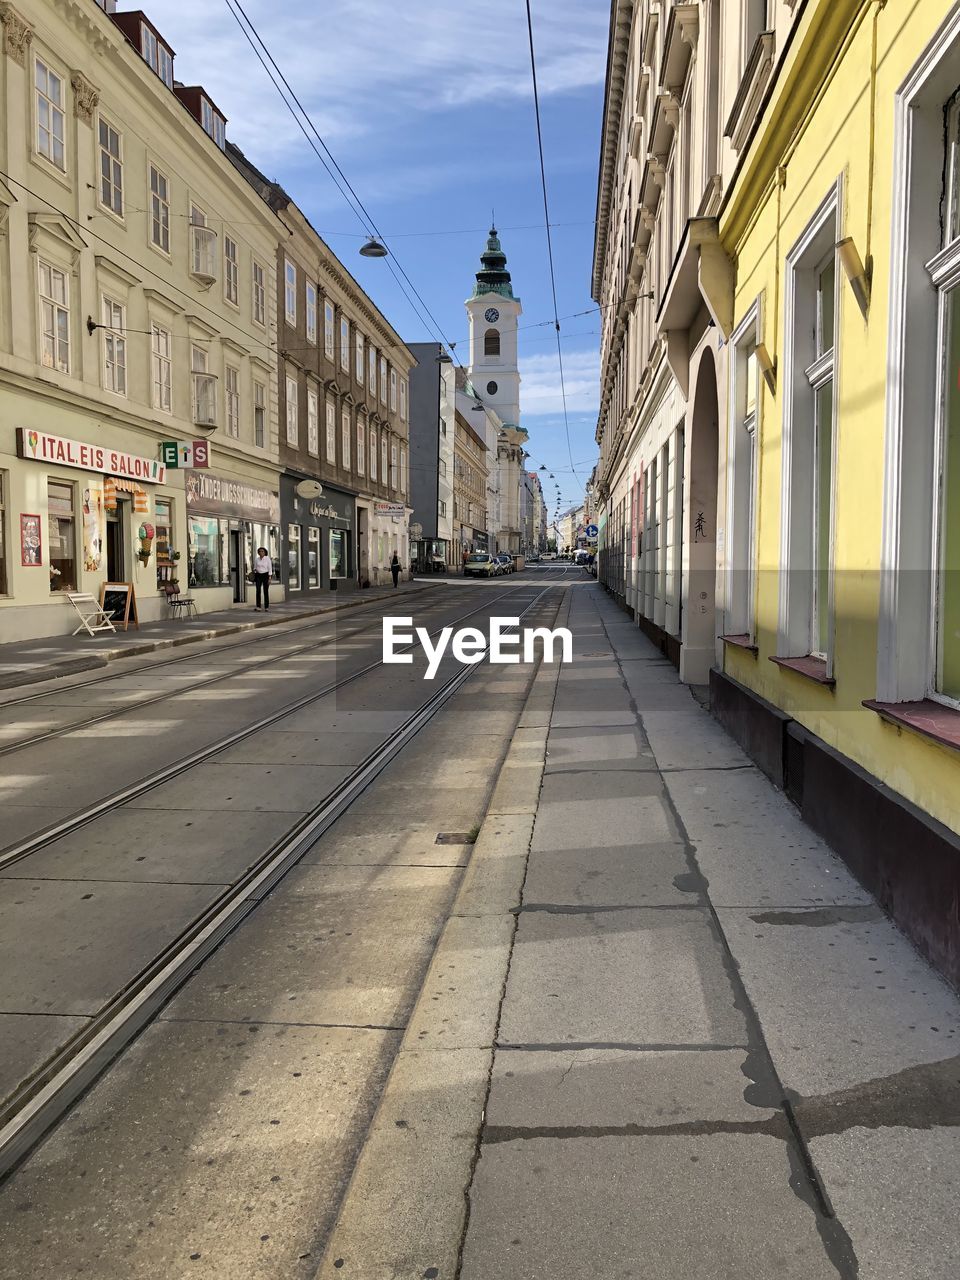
585, 523, 598, 538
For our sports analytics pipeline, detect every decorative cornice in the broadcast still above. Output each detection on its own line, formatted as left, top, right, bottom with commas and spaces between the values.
71, 71, 100, 125
657, 91, 681, 132
647, 154, 667, 189
0, 2, 32, 66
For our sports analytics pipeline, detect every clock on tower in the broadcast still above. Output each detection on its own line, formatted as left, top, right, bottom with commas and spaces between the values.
484, 307, 500, 323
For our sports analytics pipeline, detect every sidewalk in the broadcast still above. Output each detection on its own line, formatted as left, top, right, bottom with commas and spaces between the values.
0, 580, 436, 690
319, 580, 960, 1280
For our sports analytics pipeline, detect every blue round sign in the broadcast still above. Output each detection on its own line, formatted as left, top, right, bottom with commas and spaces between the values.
585, 523, 599, 538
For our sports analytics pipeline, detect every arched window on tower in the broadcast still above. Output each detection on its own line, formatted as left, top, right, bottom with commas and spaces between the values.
484, 328, 500, 357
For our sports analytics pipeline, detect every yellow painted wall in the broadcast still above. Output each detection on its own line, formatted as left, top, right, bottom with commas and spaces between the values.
720, 0, 960, 836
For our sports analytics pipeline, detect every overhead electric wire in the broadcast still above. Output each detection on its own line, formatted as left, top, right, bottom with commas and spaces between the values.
523, 0, 582, 493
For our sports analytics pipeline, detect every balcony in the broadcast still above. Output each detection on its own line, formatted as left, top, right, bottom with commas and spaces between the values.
192, 372, 218, 427
189, 225, 218, 286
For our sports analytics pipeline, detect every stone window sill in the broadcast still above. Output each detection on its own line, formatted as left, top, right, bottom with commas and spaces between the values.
722, 634, 758, 655
863, 699, 960, 753
770, 654, 835, 687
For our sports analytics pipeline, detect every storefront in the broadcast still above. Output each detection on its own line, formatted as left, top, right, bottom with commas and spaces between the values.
280, 474, 356, 595
184, 468, 281, 608
358, 499, 411, 587
2, 426, 179, 641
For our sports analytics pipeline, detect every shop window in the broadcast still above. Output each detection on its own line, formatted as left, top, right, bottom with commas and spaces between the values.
188, 514, 222, 587
0, 473, 8, 595
307, 527, 320, 588
330, 529, 347, 579
47, 479, 76, 592
288, 524, 301, 590
155, 497, 175, 589
252, 522, 280, 580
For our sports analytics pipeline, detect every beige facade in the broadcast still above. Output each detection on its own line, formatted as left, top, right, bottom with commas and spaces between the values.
453, 410, 489, 554
0, 0, 282, 639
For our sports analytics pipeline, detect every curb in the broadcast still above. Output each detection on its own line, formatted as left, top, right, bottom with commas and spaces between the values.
0, 583, 439, 691
312, 590, 569, 1280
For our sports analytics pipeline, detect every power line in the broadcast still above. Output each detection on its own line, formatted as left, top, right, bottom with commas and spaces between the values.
523, 0, 582, 493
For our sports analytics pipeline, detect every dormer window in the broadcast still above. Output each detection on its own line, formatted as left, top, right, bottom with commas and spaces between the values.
141, 23, 173, 87
201, 98, 225, 149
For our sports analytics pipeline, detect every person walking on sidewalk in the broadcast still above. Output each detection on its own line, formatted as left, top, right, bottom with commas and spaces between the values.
390, 552, 402, 589
253, 547, 272, 611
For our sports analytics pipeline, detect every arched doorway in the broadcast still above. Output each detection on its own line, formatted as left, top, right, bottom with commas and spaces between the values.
680, 348, 719, 684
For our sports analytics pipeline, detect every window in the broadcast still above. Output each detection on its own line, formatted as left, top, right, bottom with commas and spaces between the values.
152, 323, 172, 413
224, 237, 239, 306
225, 365, 240, 438
35, 59, 65, 169
381, 434, 389, 486
285, 375, 299, 446
38, 260, 69, 373
288, 524, 301, 591
356, 333, 364, 383
0, 473, 8, 595
341, 408, 351, 469
357, 421, 365, 475
399, 446, 406, 495
380, 356, 388, 404
200, 98, 225, 149
285, 259, 297, 325
306, 281, 317, 343
439, 459, 447, 478
252, 260, 266, 326
439, 499, 447, 518
330, 529, 347, 578
189, 205, 217, 283
400, 378, 407, 420
307, 387, 319, 456
390, 369, 398, 412
391, 442, 398, 490
149, 165, 170, 252
98, 119, 123, 216
141, 23, 174, 87
370, 428, 377, 481
484, 328, 500, 357
307, 527, 320, 588
324, 301, 335, 358
254, 379, 266, 448
340, 316, 350, 370
101, 296, 127, 395
726, 306, 761, 639
744, 0, 769, 63
369, 343, 377, 390
192, 344, 216, 426
155, 496, 174, 590
325, 400, 336, 461
188, 514, 223, 587
47, 480, 76, 591
780, 182, 840, 666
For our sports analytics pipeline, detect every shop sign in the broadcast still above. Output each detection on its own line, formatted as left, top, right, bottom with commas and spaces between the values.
309, 500, 352, 525
374, 501, 406, 520
160, 440, 211, 469
17, 428, 167, 483
185, 469, 280, 522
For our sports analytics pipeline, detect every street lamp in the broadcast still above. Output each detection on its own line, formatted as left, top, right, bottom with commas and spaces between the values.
359, 237, 388, 258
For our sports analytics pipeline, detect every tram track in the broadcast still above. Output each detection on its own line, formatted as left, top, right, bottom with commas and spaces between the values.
0, 583, 561, 1179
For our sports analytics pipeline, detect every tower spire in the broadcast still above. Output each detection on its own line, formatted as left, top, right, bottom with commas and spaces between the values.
473, 226, 515, 300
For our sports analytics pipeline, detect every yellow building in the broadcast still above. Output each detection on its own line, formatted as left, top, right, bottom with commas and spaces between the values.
595, 1, 960, 985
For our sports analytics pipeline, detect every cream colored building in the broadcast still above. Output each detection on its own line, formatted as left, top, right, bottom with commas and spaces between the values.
0, 0, 282, 639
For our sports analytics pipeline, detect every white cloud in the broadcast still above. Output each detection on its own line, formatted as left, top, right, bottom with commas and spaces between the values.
520, 347, 600, 417
151, 0, 608, 162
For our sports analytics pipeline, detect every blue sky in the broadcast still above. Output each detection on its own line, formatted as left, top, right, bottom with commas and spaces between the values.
155, 0, 606, 517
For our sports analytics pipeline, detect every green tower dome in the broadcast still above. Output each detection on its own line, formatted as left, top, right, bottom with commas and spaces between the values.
473, 227, 517, 300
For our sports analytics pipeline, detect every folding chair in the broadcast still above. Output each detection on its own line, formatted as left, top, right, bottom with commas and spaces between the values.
66, 592, 117, 637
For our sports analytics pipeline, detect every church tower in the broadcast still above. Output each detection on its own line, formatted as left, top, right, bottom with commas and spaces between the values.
466, 228, 522, 428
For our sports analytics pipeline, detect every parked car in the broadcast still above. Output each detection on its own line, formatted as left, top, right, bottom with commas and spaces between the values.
495, 554, 514, 575
463, 552, 498, 577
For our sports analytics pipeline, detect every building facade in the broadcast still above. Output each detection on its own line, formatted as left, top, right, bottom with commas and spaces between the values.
0, 0, 284, 638
406, 341, 453, 572
453, 408, 489, 557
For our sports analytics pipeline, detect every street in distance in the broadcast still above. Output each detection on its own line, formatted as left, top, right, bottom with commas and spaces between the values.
383, 617, 574, 680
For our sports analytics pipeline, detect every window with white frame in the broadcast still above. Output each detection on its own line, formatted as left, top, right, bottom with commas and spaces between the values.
369, 343, 377, 390
400, 377, 407, 420
141, 23, 174, 88
254, 379, 266, 448
35, 58, 65, 169
285, 375, 299, 446
225, 365, 240, 437
391, 442, 398, 489
356, 420, 365, 475
381, 434, 389, 485
399, 446, 406, 494
340, 317, 350, 371
341, 407, 351, 469
370, 428, 377, 481
725, 303, 761, 639
101, 296, 127, 395
152, 322, 172, 413
224, 237, 239, 306
390, 368, 398, 412
307, 386, 319, 456
306, 282, 317, 344
744, 0, 769, 65
98, 118, 123, 216
252, 260, 266, 326
325, 400, 336, 461
356, 332, 364, 383
192, 344, 216, 426
284, 259, 297, 325
38, 260, 69, 373
189, 204, 217, 283
780, 181, 841, 666
380, 357, 388, 404
149, 165, 170, 252
324, 301, 335, 358
200, 98, 225, 149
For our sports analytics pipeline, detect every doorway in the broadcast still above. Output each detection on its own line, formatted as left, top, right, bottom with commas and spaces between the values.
681, 349, 720, 684
229, 528, 244, 603
105, 498, 128, 580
